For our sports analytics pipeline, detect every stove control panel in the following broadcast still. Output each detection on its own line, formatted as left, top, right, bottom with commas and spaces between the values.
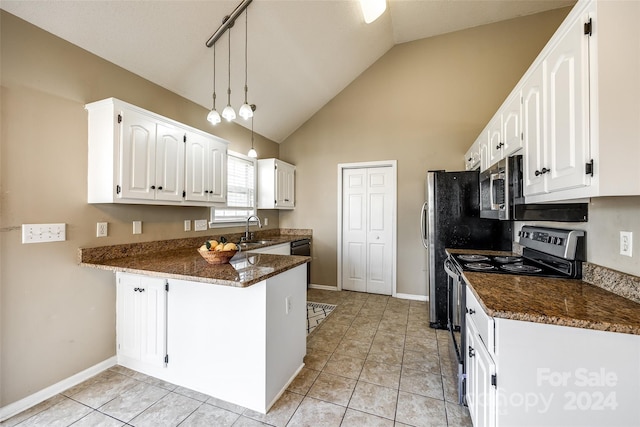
518, 226, 585, 260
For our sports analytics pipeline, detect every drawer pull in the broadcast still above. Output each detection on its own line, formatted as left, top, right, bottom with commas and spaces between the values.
468, 346, 475, 358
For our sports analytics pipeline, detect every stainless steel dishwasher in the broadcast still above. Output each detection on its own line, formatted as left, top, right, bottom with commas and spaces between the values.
290, 238, 311, 286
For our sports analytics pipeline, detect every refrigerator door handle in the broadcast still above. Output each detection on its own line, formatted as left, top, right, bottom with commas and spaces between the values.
420, 201, 429, 249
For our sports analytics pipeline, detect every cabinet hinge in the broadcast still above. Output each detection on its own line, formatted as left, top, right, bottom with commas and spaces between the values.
491, 374, 497, 387
164, 354, 169, 364
117, 114, 122, 124
521, 132, 524, 141
586, 159, 594, 177
165, 281, 169, 292
116, 185, 121, 194
584, 18, 592, 36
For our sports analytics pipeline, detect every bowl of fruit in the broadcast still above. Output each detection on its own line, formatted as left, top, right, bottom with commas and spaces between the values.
198, 239, 239, 264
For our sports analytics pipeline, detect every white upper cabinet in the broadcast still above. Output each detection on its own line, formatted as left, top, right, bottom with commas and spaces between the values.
522, 63, 546, 196
86, 98, 227, 206
184, 131, 227, 204
464, 139, 481, 171
257, 158, 295, 209
469, 0, 640, 201
530, 8, 591, 197
478, 91, 523, 171
501, 92, 523, 158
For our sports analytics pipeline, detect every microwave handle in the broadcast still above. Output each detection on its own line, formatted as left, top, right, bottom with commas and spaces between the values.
420, 201, 428, 249
489, 174, 496, 209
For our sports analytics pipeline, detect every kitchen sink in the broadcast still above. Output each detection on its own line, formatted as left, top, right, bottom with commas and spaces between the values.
237, 239, 275, 249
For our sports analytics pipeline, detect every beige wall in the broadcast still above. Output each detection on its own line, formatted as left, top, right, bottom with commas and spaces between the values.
280, 8, 572, 294
0, 11, 280, 407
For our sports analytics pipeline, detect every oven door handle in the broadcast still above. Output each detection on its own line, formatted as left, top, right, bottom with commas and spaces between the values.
420, 201, 428, 249
444, 258, 459, 278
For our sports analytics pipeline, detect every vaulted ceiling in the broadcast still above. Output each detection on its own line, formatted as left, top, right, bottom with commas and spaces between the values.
1, 0, 574, 142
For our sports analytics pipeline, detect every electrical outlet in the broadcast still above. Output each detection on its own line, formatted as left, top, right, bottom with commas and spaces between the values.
133, 221, 142, 235
97, 222, 108, 237
184, 220, 191, 232
22, 223, 66, 243
620, 231, 633, 257
194, 219, 208, 231
264, 217, 269, 226
285, 296, 292, 314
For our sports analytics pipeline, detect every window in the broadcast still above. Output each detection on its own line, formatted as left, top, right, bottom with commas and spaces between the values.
210, 151, 256, 226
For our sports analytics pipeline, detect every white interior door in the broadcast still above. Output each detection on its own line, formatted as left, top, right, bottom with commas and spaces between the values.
342, 166, 394, 295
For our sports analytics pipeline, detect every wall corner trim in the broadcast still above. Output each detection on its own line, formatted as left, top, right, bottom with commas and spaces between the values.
0, 356, 117, 422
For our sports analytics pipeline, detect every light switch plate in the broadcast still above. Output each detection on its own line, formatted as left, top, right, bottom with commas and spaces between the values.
22, 223, 66, 243
194, 219, 208, 231
133, 221, 142, 235
184, 220, 191, 232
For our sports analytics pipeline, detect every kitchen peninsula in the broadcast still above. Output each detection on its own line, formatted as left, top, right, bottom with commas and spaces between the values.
80, 235, 311, 414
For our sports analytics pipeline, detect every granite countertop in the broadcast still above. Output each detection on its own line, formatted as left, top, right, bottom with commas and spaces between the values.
446, 248, 640, 335
79, 230, 312, 288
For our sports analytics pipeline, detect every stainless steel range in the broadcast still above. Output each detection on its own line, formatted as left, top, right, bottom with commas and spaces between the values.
445, 226, 586, 405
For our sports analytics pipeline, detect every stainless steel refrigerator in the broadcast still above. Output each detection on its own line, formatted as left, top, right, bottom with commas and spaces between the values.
421, 170, 512, 329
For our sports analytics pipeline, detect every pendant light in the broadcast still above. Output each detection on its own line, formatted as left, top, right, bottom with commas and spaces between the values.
221, 27, 236, 121
206, 44, 221, 125
248, 104, 257, 158
238, 9, 253, 120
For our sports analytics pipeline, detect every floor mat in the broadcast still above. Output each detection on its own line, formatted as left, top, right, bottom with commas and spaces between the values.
307, 302, 336, 335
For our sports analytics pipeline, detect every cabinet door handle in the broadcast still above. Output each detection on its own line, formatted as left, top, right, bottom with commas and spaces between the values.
468, 346, 475, 358
468, 308, 475, 315
133, 287, 145, 292
150, 185, 156, 190
535, 168, 550, 176
496, 142, 504, 150
158, 186, 163, 190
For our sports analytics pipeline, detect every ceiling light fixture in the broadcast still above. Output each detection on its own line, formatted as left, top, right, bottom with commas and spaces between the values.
221, 27, 236, 121
238, 9, 253, 120
248, 104, 257, 158
206, 44, 221, 125
359, 0, 387, 24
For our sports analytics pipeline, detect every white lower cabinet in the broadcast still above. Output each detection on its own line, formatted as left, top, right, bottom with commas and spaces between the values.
114, 266, 307, 414
465, 287, 640, 427
116, 273, 167, 368
465, 313, 496, 427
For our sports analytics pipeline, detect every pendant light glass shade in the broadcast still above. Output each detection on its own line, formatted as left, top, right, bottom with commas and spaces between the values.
239, 9, 253, 120
239, 101, 253, 120
207, 45, 221, 125
222, 27, 236, 121
222, 104, 236, 121
207, 108, 222, 125
247, 147, 257, 158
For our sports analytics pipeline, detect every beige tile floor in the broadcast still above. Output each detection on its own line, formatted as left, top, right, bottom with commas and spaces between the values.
2, 289, 472, 427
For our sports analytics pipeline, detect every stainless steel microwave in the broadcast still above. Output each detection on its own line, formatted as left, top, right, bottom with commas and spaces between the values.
480, 155, 588, 222
480, 158, 509, 220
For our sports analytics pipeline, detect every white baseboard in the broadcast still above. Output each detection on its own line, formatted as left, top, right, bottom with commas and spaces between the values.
308, 284, 338, 291
0, 356, 117, 422
395, 293, 428, 302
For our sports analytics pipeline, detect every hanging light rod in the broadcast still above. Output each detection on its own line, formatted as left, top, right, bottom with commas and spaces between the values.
205, 0, 253, 48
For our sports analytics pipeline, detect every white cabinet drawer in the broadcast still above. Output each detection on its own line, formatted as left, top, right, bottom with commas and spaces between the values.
466, 287, 494, 355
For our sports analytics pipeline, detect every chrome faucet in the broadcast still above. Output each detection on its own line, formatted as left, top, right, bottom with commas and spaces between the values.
243, 215, 262, 242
